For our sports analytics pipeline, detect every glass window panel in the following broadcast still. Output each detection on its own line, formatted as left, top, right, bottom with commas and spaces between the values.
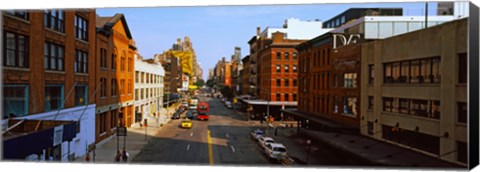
3, 86, 28, 118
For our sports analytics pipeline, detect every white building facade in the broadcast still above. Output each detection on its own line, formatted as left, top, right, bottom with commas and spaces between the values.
134, 57, 165, 125
260, 18, 333, 40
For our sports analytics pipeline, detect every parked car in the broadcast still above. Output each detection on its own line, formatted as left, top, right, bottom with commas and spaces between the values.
258, 137, 275, 149
264, 143, 287, 160
182, 101, 189, 107
225, 101, 233, 109
250, 129, 264, 140
171, 111, 181, 119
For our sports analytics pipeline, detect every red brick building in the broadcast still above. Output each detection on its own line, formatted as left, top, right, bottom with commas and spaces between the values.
2, 10, 97, 160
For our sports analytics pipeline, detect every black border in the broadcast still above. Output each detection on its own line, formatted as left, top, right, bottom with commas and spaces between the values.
469, 2, 479, 170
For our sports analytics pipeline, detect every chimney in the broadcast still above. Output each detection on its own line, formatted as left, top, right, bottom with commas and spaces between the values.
256, 27, 261, 36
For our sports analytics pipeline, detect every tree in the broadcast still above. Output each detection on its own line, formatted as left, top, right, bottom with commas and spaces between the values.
206, 79, 214, 88
195, 79, 205, 87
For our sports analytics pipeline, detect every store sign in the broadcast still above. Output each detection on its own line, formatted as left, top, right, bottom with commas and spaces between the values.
333, 33, 363, 49
53, 125, 64, 146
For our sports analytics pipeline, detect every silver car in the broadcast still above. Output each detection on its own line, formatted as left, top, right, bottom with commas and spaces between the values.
258, 136, 275, 149
264, 143, 287, 160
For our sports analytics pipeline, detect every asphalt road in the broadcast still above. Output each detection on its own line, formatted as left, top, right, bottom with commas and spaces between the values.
131, 94, 272, 166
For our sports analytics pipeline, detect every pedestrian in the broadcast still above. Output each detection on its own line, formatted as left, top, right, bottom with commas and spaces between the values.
274, 127, 278, 136
85, 153, 90, 162
122, 148, 129, 162
115, 150, 121, 162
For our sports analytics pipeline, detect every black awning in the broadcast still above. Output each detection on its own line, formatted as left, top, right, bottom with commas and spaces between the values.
282, 108, 358, 131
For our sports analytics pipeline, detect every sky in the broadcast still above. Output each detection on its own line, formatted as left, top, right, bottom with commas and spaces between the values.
96, 2, 438, 80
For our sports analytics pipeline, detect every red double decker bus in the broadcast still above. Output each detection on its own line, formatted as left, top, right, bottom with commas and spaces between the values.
197, 102, 209, 120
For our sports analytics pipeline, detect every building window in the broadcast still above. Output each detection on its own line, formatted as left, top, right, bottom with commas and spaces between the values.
111, 78, 117, 96
410, 60, 420, 83
367, 121, 374, 135
128, 80, 132, 94
276, 94, 281, 101
44, 10, 64, 33
368, 96, 374, 110
383, 97, 394, 112
100, 78, 107, 97
293, 79, 298, 87
333, 74, 338, 87
343, 97, 357, 116
75, 50, 88, 73
121, 56, 125, 71
400, 61, 409, 83
45, 85, 64, 111
75, 85, 87, 106
399, 98, 409, 114
384, 63, 392, 83
120, 79, 125, 95
276, 65, 281, 73
333, 96, 338, 113
74, 15, 88, 41
100, 48, 107, 68
276, 52, 281, 60
292, 65, 297, 73
293, 94, 297, 101
135, 89, 139, 101
458, 53, 467, 84
457, 141, 467, 163
285, 52, 289, 59
2, 85, 28, 119
285, 79, 289, 87
343, 73, 357, 88
6, 10, 29, 20
285, 94, 289, 101
128, 58, 132, 72
457, 102, 467, 123
368, 65, 374, 84
3, 32, 29, 68
135, 71, 139, 83
276, 79, 281, 87
44, 42, 64, 71
293, 52, 298, 59
99, 112, 107, 134
284, 65, 289, 73
112, 51, 117, 70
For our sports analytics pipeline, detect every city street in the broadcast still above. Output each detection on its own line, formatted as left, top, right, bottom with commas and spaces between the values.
131, 95, 272, 165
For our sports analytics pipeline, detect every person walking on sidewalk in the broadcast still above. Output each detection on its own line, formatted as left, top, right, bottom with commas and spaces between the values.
115, 150, 121, 162
122, 147, 129, 162
274, 127, 278, 136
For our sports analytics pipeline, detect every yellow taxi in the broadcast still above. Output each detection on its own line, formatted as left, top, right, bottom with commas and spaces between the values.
181, 119, 193, 128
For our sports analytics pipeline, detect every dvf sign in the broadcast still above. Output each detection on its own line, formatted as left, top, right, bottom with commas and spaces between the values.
333, 34, 363, 49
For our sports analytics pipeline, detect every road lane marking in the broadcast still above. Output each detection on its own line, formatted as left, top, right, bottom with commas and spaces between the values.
187, 144, 190, 150
191, 132, 194, 136
207, 130, 214, 165
230, 145, 235, 153
226, 133, 229, 138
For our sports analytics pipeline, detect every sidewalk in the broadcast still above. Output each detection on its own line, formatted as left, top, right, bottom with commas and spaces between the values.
74, 105, 179, 164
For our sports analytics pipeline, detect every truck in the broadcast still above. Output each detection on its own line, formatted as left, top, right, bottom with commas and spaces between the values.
189, 98, 199, 110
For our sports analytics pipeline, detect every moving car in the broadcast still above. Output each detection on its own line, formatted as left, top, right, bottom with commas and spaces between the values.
197, 112, 209, 121
182, 101, 189, 107
264, 143, 287, 160
181, 119, 192, 128
189, 98, 199, 110
258, 137, 275, 149
186, 110, 197, 119
250, 129, 264, 140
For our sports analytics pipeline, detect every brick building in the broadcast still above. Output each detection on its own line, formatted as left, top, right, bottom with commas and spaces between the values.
2, 10, 96, 161
96, 14, 136, 138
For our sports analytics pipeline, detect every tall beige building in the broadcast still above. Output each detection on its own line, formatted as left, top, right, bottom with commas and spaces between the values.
360, 18, 467, 166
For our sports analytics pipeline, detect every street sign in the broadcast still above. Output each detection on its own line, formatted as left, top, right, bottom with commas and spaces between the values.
117, 127, 127, 136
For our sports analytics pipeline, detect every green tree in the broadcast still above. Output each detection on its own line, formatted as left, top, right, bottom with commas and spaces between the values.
195, 79, 205, 87
206, 79, 214, 88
